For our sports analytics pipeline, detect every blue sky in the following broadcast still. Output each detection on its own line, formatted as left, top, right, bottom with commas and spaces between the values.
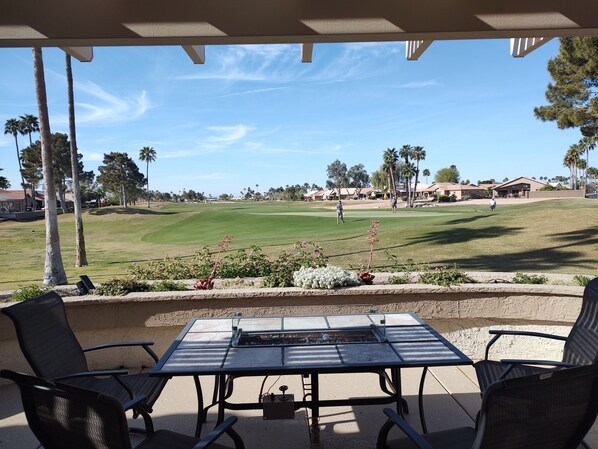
0, 39, 581, 197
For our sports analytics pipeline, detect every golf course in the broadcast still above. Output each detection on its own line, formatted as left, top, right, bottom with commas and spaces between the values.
0, 198, 596, 290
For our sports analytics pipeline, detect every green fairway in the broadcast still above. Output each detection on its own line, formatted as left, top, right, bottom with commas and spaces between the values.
0, 199, 596, 289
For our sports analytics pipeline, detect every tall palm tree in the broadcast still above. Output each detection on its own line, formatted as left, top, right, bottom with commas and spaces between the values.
398, 145, 413, 205
4, 118, 28, 208
410, 146, 426, 207
66, 53, 88, 266
382, 148, 398, 199
19, 114, 39, 146
563, 145, 582, 189
139, 146, 157, 207
33, 47, 68, 286
423, 168, 431, 184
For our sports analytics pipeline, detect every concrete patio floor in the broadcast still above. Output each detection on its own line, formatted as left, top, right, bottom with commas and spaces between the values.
1, 365, 597, 449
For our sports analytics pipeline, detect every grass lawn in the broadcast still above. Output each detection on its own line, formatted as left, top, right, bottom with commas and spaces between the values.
0, 199, 596, 289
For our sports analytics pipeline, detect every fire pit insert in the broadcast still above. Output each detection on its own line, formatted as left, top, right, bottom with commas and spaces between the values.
232, 327, 384, 347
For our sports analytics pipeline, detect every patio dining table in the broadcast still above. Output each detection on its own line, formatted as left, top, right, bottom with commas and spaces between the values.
151, 311, 472, 438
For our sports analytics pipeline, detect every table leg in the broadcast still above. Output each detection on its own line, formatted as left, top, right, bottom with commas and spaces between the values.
217, 373, 226, 425
311, 373, 320, 428
419, 367, 428, 434
193, 375, 204, 438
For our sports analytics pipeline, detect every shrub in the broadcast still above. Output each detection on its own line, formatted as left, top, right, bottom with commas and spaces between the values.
512, 272, 548, 285
150, 280, 188, 292
218, 246, 272, 278
10, 285, 49, 302
293, 266, 362, 289
95, 279, 151, 296
419, 265, 473, 287
262, 241, 328, 288
573, 275, 594, 287
389, 274, 411, 284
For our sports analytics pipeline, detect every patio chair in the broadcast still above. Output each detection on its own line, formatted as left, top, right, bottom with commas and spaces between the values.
474, 276, 598, 393
0, 369, 245, 449
376, 363, 598, 449
1, 291, 169, 433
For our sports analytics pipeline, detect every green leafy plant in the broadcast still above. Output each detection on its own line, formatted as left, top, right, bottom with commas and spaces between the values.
512, 273, 548, 285
573, 275, 594, 287
262, 241, 328, 288
150, 280, 188, 292
293, 266, 361, 289
419, 265, 473, 287
10, 285, 49, 302
95, 279, 151, 296
389, 274, 411, 284
218, 246, 272, 278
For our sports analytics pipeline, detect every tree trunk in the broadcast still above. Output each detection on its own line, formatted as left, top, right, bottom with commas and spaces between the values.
66, 54, 88, 266
33, 47, 68, 286
412, 165, 420, 207
146, 160, 151, 207
13, 136, 28, 211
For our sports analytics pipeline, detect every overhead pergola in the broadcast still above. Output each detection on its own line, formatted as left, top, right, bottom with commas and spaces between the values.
2, 1, 598, 62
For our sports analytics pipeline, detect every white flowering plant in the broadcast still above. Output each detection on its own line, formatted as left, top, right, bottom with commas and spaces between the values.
293, 265, 362, 289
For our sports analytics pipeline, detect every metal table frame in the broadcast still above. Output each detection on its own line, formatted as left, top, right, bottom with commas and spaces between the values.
151, 312, 472, 437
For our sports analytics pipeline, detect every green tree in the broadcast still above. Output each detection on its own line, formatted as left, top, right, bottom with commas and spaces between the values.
66, 53, 88, 266
0, 168, 10, 189
20, 143, 43, 207
422, 168, 431, 184
435, 165, 460, 183
534, 37, 598, 141
19, 114, 39, 146
382, 148, 399, 199
563, 145, 582, 189
4, 118, 28, 208
326, 159, 348, 197
33, 47, 68, 286
370, 168, 387, 191
97, 152, 145, 207
139, 146, 157, 207
410, 146, 426, 207
347, 163, 370, 197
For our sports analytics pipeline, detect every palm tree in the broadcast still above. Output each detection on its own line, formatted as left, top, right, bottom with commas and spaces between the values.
33, 47, 68, 286
139, 146, 157, 207
19, 114, 39, 146
410, 146, 426, 207
398, 145, 413, 205
66, 53, 88, 266
4, 118, 28, 209
382, 148, 398, 199
423, 168, 431, 184
563, 145, 582, 189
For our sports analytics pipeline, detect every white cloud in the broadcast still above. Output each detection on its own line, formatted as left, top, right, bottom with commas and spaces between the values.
52, 81, 150, 126
81, 151, 105, 161
220, 87, 288, 98
205, 124, 252, 146
395, 80, 441, 89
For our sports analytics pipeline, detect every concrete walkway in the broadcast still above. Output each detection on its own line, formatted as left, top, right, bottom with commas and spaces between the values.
1, 366, 597, 448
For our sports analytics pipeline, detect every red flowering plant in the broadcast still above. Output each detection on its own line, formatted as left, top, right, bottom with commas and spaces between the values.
194, 235, 233, 290
358, 220, 380, 285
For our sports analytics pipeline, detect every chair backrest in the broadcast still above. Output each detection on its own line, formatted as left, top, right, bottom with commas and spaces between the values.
563, 277, 598, 366
473, 364, 598, 449
0, 369, 132, 449
1, 291, 88, 378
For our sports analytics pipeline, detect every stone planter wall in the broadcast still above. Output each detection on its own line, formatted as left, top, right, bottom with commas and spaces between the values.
0, 283, 584, 384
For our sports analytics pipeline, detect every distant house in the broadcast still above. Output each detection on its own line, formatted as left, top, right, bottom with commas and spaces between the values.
493, 177, 547, 198
421, 183, 485, 200
0, 190, 41, 212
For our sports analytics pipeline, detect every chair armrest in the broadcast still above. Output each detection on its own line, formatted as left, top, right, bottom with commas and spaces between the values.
82, 341, 159, 363
123, 394, 147, 411
193, 416, 245, 449
484, 330, 567, 360
499, 359, 574, 368
53, 369, 129, 381
376, 408, 433, 449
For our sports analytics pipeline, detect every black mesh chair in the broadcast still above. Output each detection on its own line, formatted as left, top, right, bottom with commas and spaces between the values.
1, 291, 169, 432
376, 364, 598, 449
0, 370, 245, 449
475, 276, 598, 393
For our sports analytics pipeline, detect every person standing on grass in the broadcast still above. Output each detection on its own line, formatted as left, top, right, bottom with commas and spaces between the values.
336, 200, 345, 224
391, 196, 397, 213
489, 197, 496, 212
